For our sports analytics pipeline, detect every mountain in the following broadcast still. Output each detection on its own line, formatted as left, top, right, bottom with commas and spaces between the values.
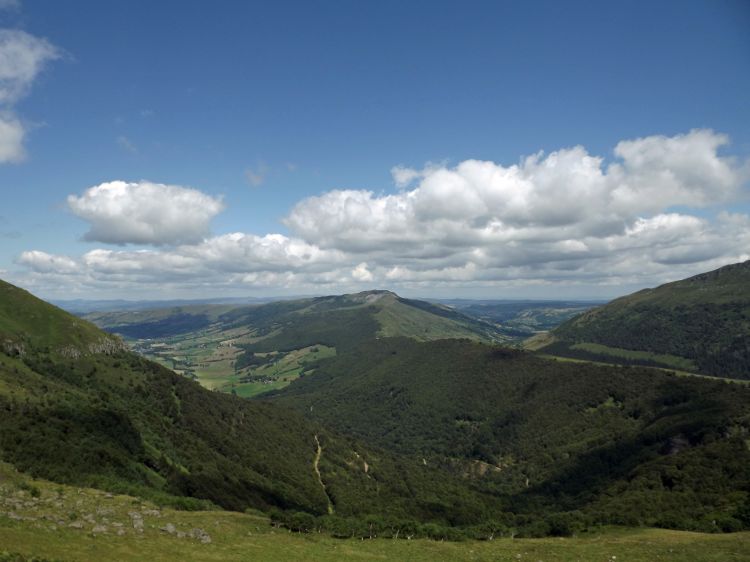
269, 336, 750, 531
85, 290, 507, 344
82, 290, 510, 397
0, 279, 502, 525
531, 260, 750, 379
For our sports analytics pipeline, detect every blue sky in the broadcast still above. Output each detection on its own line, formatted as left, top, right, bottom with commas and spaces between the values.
1, 0, 749, 299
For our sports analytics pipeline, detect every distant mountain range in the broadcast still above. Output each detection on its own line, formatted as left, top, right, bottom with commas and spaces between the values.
52, 295, 300, 314
81, 290, 508, 341
530, 260, 750, 379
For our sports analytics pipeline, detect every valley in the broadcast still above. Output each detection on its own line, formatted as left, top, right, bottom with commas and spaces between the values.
80, 292, 599, 397
81, 290, 510, 397
4, 6, 747, 560
1, 262, 750, 560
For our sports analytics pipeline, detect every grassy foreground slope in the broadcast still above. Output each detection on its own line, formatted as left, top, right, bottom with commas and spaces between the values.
538, 260, 750, 378
1, 464, 749, 562
0, 279, 503, 524
271, 337, 750, 531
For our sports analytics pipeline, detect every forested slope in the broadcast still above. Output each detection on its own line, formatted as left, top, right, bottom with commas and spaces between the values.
270, 337, 750, 531
540, 261, 750, 378
0, 280, 500, 525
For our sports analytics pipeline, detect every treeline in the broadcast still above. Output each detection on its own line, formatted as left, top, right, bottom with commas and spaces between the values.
553, 300, 750, 379
268, 508, 591, 539
540, 340, 680, 370
269, 337, 750, 533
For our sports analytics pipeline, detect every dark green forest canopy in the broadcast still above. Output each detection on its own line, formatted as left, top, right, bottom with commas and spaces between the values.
0, 280, 501, 524
544, 260, 750, 378
270, 337, 750, 531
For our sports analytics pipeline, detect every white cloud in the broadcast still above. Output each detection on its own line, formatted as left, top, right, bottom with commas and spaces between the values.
391, 165, 421, 188
67, 181, 225, 246
287, 129, 745, 257
0, 111, 23, 162
609, 129, 740, 213
352, 262, 373, 282
0, 28, 60, 163
13, 130, 750, 297
0, 29, 59, 104
17, 250, 77, 273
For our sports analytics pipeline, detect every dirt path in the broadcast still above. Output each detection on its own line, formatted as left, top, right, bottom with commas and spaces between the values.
313, 434, 334, 515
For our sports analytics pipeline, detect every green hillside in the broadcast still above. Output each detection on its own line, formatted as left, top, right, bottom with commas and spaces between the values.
0, 280, 118, 355
271, 337, 750, 532
3, 464, 749, 562
536, 260, 750, 379
83, 290, 507, 397
0, 279, 503, 527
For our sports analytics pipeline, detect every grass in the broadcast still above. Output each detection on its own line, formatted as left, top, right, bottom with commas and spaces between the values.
536, 353, 750, 386
570, 342, 696, 371
4, 523, 750, 562
1, 464, 749, 562
375, 300, 488, 341
134, 323, 337, 398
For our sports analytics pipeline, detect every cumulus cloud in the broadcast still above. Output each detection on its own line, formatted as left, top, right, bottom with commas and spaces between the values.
14, 129, 750, 297
17, 250, 78, 273
391, 165, 422, 188
67, 181, 225, 246
287, 129, 745, 256
0, 28, 60, 163
352, 262, 373, 282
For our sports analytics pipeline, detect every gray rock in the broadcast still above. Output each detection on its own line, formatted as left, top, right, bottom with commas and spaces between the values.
188, 528, 212, 544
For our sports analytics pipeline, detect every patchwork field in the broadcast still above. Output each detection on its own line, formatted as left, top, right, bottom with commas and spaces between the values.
130, 325, 334, 397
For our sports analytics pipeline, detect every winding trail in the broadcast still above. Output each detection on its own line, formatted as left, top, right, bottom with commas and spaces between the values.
313, 434, 334, 515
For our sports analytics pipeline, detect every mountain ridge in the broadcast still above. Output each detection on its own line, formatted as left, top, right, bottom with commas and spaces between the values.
533, 260, 750, 378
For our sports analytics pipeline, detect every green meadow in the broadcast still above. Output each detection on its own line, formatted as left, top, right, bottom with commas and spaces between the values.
1, 466, 748, 562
